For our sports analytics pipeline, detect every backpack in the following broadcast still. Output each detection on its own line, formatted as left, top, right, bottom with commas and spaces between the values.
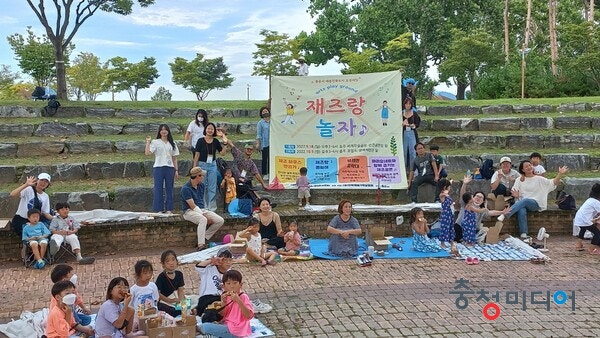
43, 99, 61, 117
556, 191, 576, 210
479, 159, 494, 180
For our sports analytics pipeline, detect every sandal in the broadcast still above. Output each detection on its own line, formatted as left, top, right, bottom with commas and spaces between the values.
466, 257, 474, 265
530, 257, 545, 264
472, 257, 480, 265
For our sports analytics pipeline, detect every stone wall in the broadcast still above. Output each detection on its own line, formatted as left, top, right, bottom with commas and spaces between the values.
0, 208, 576, 261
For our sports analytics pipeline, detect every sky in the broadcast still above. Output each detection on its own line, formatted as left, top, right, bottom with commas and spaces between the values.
0, 1, 450, 101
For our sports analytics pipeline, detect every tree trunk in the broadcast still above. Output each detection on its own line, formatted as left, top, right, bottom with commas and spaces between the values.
504, 0, 510, 63
549, 0, 558, 75
591, 0, 595, 21
54, 44, 68, 100
524, 0, 533, 48
456, 82, 467, 100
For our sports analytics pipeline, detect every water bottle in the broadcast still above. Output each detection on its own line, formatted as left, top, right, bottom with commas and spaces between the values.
466, 169, 472, 178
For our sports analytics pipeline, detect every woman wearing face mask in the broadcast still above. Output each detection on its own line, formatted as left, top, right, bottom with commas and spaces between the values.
185, 109, 209, 159
255, 106, 271, 180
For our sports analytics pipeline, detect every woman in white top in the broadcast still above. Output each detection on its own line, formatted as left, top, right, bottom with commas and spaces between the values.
498, 160, 568, 238
145, 124, 180, 213
184, 109, 209, 159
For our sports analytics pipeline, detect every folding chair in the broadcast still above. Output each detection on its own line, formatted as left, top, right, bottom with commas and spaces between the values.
22, 241, 51, 268
49, 241, 78, 264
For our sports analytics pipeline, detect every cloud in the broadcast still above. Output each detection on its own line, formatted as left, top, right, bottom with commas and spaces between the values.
0, 16, 18, 25
75, 37, 145, 47
124, 6, 231, 30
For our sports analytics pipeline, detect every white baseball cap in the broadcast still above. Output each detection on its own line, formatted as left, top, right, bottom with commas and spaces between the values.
38, 173, 51, 182
499, 157, 511, 164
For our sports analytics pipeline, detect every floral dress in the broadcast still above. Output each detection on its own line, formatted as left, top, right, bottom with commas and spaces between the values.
461, 208, 477, 244
438, 196, 455, 242
412, 229, 442, 253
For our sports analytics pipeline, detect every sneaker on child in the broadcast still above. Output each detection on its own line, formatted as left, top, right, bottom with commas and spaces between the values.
251, 299, 273, 314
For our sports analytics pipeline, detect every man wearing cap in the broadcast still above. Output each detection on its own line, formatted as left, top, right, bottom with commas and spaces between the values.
224, 139, 268, 203
181, 167, 225, 251
10, 173, 54, 238
490, 157, 521, 197
297, 56, 308, 76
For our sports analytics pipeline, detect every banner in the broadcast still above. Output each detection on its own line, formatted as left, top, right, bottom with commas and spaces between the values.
269, 70, 407, 190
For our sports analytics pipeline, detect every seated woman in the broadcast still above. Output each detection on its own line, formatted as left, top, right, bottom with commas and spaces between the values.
256, 198, 285, 249
410, 207, 442, 253
327, 199, 362, 257
498, 160, 568, 239
455, 175, 509, 243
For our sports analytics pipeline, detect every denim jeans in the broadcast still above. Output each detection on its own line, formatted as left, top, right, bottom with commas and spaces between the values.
201, 322, 236, 338
261, 146, 270, 175
403, 130, 417, 170
153, 166, 175, 212
506, 198, 540, 234
199, 161, 218, 211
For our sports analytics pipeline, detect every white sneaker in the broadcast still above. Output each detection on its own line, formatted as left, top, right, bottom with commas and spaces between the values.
520, 233, 528, 239
497, 214, 505, 222
251, 299, 272, 314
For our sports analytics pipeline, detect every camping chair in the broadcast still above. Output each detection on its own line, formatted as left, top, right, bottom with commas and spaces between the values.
22, 240, 51, 268
49, 240, 78, 264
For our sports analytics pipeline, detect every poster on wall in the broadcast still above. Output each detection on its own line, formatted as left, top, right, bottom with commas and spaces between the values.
269, 70, 407, 190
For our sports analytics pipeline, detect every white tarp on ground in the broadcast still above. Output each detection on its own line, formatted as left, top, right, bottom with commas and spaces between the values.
305, 202, 441, 213
69, 209, 176, 224
0, 308, 48, 338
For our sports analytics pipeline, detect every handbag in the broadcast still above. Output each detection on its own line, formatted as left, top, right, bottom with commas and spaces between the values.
556, 191, 576, 210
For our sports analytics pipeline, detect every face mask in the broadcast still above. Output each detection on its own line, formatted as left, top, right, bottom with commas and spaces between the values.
197, 117, 204, 122
62, 293, 77, 306
70, 274, 78, 285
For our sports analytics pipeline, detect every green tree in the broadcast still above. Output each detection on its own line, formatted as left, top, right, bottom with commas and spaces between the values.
6, 27, 67, 87
559, 22, 600, 92
104, 56, 159, 101
438, 29, 502, 99
252, 30, 298, 78
0, 65, 23, 100
67, 52, 106, 101
151, 86, 172, 101
24, 0, 155, 100
169, 53, 234, 101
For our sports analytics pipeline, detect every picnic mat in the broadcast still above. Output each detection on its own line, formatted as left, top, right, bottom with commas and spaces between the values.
309, 237, 451, 260
178, 243, 314, 265
309, 237, 548, 261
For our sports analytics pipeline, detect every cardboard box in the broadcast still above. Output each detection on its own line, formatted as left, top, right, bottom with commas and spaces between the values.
365, 225, 391, 251
230, 232, 248, 255
486, 221, 504, 244
141, 313, 197, 338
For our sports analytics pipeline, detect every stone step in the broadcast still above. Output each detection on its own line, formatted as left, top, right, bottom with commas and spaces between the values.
0, 177, 597, 219
1, 114, 599, 139
0, 152, 598, 185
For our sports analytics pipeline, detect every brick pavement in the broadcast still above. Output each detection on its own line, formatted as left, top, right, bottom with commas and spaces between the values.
1, 235, 600, 337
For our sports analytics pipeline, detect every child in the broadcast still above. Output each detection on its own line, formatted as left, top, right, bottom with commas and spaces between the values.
155, 250, 185, 317
278, 220, 302, 257
410, 207, 442, 252
574, 183, 600, 253
220, 168, 237, 213
195, 247, 234, 318
49, 202, 94, 264
46, 280, 95, 338
375, 100, 395, 126
461, 192, 491, 246
95, 277, 147, 338
530, 152, 546, 176
130, 260, 159, 312
199, 269, 254, 338
50, 264, 93, 327
437, 179, 458, 256
282, 99, 296, 125
22, 208, 51, 269
430, 144, 447, 179
296, 167, 311, 209
240, 217, 278, 266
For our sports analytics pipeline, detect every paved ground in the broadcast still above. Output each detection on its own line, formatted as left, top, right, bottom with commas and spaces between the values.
1, 235, 600, 337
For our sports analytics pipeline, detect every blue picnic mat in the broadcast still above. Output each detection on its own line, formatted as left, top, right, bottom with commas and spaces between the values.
309, 237, 451, 260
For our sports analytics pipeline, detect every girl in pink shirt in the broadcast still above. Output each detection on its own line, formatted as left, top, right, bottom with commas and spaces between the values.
200, 269, 254, 338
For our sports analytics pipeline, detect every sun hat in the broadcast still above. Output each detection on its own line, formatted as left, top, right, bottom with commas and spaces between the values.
189, 167, 206, 177
244, 143, 254, 149
499, 156, 511, 164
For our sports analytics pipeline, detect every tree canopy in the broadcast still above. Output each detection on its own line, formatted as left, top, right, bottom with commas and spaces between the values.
104, 56, 159, 101
169, 53, 234, 101
67, 52, 106, 101
24, 0, 155, 100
